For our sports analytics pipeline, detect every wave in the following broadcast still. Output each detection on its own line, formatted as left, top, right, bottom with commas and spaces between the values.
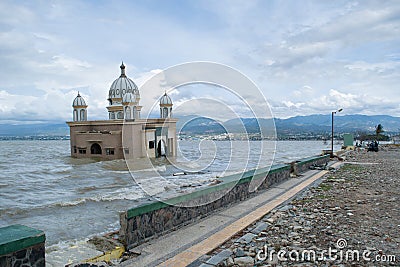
55, 187, 144, 207
1, 187, 144, 216
100, 159, 129, 171
46, 220, 121, 265
0, 207, 26, 216
49, 166, 74, 174
113, 170, 130, 174
129, 165, 167, 173
76, 185, 98, 193
55, 199, 88, 207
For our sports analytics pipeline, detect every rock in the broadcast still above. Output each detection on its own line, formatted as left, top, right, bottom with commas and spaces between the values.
226, 257, 234, 266
237, 233, 256, 244
279, 205, 292, 211
264, 218, 274, 224
288, 231, 299, 239
247, 252, 256, 257
234, 256, 254, 266
250, 222, 268, 234
255, 237, 267, 242
280, 239, 289, 246
235, 248, 245, 257
293, 225, 303, 231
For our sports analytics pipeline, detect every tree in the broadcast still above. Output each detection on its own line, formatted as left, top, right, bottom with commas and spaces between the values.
375, 124, 384, 138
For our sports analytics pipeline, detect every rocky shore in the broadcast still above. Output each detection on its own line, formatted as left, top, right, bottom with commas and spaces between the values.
202, 146, 400, 266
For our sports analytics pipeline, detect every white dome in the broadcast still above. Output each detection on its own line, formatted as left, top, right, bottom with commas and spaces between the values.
108, 63, 140, 101
72, 92, 87, 107
122, 92, 137, 104
160, 92, 172, 105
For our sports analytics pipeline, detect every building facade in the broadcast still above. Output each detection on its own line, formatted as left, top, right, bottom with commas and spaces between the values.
66, 63, 178, 160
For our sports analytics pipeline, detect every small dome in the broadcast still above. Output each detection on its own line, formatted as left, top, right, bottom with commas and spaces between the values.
122, 92, 136, 104
72, 92, 87, 107
108, 62, 140, 101
160, 92, 173, 105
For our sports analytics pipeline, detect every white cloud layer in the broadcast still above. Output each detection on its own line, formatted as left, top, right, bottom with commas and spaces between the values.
0, 0, 399, 123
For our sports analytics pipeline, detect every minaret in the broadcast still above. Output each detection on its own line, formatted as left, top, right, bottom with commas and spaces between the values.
72, 92, 88, 121
107, 62, 140, 120
122, 92, 137, 120
159, 92, 173, 118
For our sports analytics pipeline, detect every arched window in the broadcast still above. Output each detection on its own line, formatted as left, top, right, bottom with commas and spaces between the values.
73, 109, 78, 121
125, 106, 131, 119
117, 111, 124, 119
80, 109, 85, 121
90, 143, 102, 154
164, 107, 168, 118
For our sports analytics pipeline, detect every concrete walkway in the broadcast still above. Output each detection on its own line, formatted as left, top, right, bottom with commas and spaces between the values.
120, 161, 342, 267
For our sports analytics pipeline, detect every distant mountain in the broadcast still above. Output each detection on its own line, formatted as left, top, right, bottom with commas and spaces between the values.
0, 123, 69, 136
1, 114, 399, 137
178, 114, 400, 136
224, 118, 275, 135
177, 116, 227, 135
275, 114, 400, 134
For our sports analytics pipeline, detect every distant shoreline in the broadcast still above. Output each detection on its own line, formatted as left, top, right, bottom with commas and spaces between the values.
0, 136, 345, 142
0, 135, 70, 141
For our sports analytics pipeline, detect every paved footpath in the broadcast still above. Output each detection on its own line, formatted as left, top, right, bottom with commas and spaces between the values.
119, 161, 342, 267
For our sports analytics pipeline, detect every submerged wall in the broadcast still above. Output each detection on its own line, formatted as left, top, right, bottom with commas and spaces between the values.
0, 224, 45, 267
119, 154, 329, 249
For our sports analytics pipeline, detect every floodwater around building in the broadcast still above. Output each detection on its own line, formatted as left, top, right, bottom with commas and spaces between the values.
0, 140, 341, 250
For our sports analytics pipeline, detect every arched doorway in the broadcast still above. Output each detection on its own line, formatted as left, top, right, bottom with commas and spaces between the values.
157, 140, 166, 157
91, 143, 102, 154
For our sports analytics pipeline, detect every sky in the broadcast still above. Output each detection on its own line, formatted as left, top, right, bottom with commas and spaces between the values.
0, 0, 399, 123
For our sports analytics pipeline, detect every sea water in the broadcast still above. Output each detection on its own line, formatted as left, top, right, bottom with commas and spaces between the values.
0, 139, 341, 264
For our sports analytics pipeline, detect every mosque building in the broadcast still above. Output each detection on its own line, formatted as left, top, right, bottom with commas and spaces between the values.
66, 62, 178, 160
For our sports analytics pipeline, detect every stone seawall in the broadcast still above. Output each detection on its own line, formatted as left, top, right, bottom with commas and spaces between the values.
0, 225, 45, 267
119, 155, 330, 249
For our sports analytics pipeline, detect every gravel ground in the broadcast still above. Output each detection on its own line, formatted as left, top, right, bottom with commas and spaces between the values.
203, 145, 400, 267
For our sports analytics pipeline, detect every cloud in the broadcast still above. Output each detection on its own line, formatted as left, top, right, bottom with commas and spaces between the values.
0, 1, 399, 123
345, 61, 400, 73
298, 4, 400, 44
293, 85, 314, 98
0, 89, 73, 121
274, 89, 400, 118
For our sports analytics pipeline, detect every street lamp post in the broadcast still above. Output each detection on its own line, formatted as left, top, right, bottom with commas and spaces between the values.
331, 108, 343, 158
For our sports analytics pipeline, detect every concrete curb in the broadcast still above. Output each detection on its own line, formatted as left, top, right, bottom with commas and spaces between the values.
157, 161, 343, 267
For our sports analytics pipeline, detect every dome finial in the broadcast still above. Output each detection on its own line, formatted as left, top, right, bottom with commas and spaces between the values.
120, 61, 126, 76
73, 92, 87, 107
